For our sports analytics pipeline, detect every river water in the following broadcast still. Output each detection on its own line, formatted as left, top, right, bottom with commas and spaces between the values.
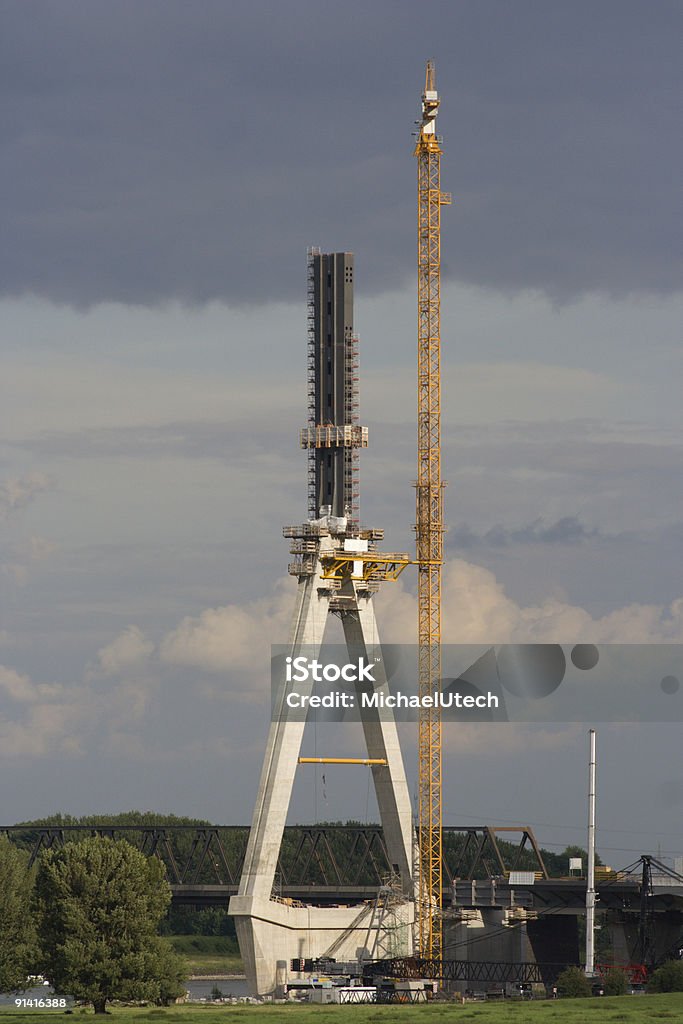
186, 977, 250, 1000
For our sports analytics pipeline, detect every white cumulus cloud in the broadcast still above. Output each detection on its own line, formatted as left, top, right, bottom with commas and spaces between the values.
0, 664, 37, 703
159, 581, 293, 680
0, 474, 53, 521
377, 559, 683, 644
90, 626, 155, 677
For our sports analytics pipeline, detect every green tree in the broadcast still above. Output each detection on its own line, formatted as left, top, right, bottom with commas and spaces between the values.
603, 968, 627, 995
147, 938, 190, 1006
556, 965, 592, 998
34, 836, 187, 1013
647, 960, 683, 993
0, 836, 37, 992
561, 845, 604, 869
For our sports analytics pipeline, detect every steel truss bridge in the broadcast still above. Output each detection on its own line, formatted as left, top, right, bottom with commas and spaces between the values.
3, 823, 548, 905
317, 956, 579, 986
4, 823, 683, 920
378, 958, 574, 985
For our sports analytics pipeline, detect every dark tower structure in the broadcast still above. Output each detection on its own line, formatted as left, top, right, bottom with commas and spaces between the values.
302, 248, 367, 527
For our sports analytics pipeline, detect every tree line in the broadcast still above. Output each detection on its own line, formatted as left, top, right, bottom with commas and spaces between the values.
1, 808, 607, 1012
6, 810, 598, 884
0, 834, 187, 1013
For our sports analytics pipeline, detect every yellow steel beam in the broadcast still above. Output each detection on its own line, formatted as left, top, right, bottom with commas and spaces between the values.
298, 758, 388, 765
319, 553, 442, 582
319, 553, 414, 582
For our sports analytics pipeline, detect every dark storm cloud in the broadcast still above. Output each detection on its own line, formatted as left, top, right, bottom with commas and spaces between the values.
1, 0, 681, 307
10, 421, 288, 462
659, 779, 683, 807
450, 515, 599, 549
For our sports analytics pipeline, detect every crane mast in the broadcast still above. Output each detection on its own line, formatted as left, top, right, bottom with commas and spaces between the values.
414, 60, 450, 959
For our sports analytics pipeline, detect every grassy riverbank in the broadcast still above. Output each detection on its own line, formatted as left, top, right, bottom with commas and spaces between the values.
3, 992, 683, 1022
166, 936, 243, 976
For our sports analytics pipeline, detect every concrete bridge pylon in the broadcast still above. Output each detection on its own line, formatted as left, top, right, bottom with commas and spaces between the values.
229, 541, 414, 997
231, 250, 414, 996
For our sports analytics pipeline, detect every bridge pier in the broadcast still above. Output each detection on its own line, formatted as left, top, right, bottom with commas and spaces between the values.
231, 895, 413, 997
444, 909, 534, 995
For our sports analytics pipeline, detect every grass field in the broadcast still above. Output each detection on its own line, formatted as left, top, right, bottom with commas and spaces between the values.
166, 936, 243, 976
2, 993, 683, 1023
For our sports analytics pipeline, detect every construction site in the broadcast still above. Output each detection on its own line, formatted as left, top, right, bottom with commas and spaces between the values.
225, 63, 683, 1002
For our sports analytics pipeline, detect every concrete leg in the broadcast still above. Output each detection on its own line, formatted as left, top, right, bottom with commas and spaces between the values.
234, 566, 328, 904
341, 589, 413, 894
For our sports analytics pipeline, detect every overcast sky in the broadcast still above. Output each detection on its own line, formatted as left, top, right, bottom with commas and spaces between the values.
1, 0, 682, 870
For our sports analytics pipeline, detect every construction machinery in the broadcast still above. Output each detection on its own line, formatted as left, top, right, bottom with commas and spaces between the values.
414, 60, 451, 959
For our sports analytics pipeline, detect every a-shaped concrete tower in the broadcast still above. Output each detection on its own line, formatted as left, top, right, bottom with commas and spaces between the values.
229, 250, 414, 996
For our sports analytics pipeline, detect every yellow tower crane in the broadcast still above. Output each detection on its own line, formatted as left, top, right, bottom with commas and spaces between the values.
414, 60, 451, 960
